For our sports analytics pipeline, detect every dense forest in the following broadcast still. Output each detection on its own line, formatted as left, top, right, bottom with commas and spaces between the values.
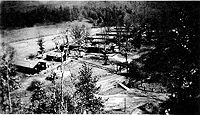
0, 1, 180, 29
1, 1, 199, 30
1, 1, 72, 29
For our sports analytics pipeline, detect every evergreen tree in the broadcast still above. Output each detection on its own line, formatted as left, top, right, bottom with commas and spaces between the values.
0, 42, 20, 113
73, 63, 104, 114
141, 3, 200, 114
27, 77, 73, 114
69, 23, 89, 56
37, 37, 45, 56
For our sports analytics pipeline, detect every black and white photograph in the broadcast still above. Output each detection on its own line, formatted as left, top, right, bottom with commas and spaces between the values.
0, 0, 200, 114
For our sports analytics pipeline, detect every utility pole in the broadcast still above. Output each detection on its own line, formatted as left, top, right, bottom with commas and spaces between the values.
60, 46, 68, 113
60, 51, 63, 114
124, 97, 126, 113
60, 35, 64, 114
59, 30, 71, 113
102, 27, 109, 65
116, 24, 121, 52
125, 26, 129, 73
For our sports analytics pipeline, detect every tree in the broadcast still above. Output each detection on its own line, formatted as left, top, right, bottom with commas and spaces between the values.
70, 5, 80, 21
27, 76, 73, 114
73, 63, 104, 114
101, 26, 111, 65
121, 10, 136, 73
141, 3, 200, 114
37, 37, 45, 56
0, 42, 20, 113
26, 80, 49, 113
69, 23, 89, 57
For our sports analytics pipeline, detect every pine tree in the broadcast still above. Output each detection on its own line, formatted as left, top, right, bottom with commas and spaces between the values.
70, 23, 89, 57
73, 63, 104, 114
141, 3, 200, 114
27, 79, 72, 114
37, 37, 45, 56
0, 42, 20, 113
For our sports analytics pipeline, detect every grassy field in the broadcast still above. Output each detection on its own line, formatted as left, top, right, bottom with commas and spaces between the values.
2, 21, 88, 43
0, 20, 93, 60
1, 22, 68, 43
1, 18, 93, 43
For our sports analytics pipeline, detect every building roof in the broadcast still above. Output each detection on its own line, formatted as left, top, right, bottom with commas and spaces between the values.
96, 31, 132, 36
46, 50, 62, 57
87, 35, 115, 40
96, 32, 118, 36
114, 26, 134, 29
14, 59, 45, 68
110, 30, 130, 32
108, 54, 141, 65
92, 39, 106, 43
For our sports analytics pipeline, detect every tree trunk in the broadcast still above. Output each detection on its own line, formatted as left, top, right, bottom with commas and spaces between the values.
0, 90, 5, 112
7, 82, 12, 113
103, 53, 108, 65
125, 53, 128, 73
60, 52, 64, 113
6, 63, 12, 113
126, 28, 129, 73
66, 34, 70, 56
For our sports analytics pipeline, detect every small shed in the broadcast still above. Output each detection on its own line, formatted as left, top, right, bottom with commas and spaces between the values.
45, 50, 66, 62
85, 46, 104, 53
86, 35, 115, 46
108, 54, 140, 72
15, 59, 46, 74
91, 39, 106, 45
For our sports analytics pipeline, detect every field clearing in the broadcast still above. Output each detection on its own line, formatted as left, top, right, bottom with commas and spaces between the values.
0, 20, 95, 60
1, 20, 93, 43
10, 33, 66, 60
1, 22, 69, 43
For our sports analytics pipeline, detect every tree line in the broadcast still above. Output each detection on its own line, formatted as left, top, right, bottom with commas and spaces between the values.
1, 1, 163, 29
1, 3, 77, 29
126, 2, 200, 114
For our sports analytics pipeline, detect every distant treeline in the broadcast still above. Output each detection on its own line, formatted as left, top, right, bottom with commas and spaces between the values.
1, 5, 75, 29
1, 1, 199, 30
0, 1, 136, 29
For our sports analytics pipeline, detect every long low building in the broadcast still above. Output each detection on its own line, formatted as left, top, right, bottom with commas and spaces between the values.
96, 32, 118, 36
96, 31, 132, 37
108, 54, 140, 64
15, 59, 46, 74
86, 35, 115, 40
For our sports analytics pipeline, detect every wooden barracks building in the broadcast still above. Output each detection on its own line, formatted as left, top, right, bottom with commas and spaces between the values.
15, 59, 46, 74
